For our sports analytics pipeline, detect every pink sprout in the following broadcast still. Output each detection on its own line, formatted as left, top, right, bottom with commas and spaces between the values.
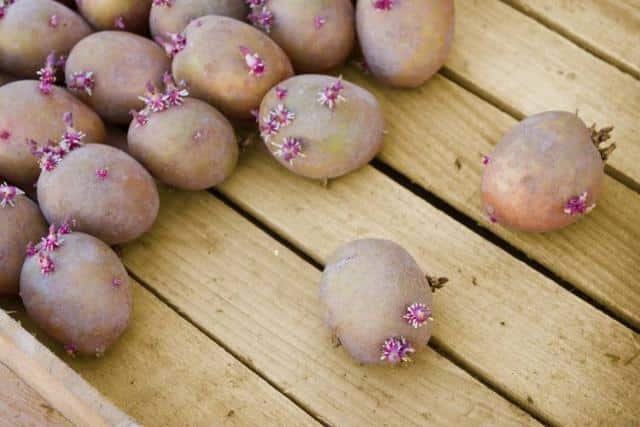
37, 52, 58, 95
49, 14, 59, 28
380, 336, 414, 364
139, 81, 167, 113
0, 130, 9, 140
403, 303, 433, 328
159, 32, 186, 58
482, 155, 490, 166
26, 242, 38, 257
564, 192, 595, 216
153, 0, 172, 6
68, 71, 95, 96
271, 104, 295, 127
39, 253, 55, 275
275, 86, 287, 100
318, 77, 346, 110
240, 46, 265, 77
57, 219, 74, 235
162, 72, 189, 107
0, 182, 23, 208
29, 139, 62, 172
260, 119, 279, 141
250, 108, 260, 123
314, 15, 327, 29
112, 277, 122, 288
248, 6, 274, 33
64, 343, 77, 356
245, 0, 266, 7
96, 167, 108, 180
41, 225, 63, 252
130, 109, 149, 127
273, 137, 305, 164
0, 0, 15, 19
114, 16, 125, 29
373, 0, 394, 11
60, 112, 85, 151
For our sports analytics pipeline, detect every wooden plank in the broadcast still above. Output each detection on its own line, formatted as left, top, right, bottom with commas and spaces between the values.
0, 363, 71, 427
122, 188, 541, 427
503, 0, 640, 78
213, 146, 640, 426
1, 282, 319, 427
0, 308, 137, 427
445, 0, 640, 191
341, 68, 640, 329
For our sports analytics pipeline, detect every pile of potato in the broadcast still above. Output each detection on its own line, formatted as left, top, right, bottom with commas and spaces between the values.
1, 0, 614, 366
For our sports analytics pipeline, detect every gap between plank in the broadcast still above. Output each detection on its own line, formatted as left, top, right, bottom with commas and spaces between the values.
499, 0, 640, 81
125, 268, 331, 427
438, 67, 640, 194
207, 189, 553, 425
372, 159, 639, 334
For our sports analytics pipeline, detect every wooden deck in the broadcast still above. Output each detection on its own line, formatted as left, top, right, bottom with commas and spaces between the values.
2, 1, 639, 426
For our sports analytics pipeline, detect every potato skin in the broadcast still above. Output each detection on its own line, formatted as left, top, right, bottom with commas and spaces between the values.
257, 0, 355, 73
482, 111, 604, 232
150, 0, 247, 39
0, 80, 107, 190
172, 15, 293, 119
20, 232, 132, 356
356, 0, 454, 87
0, 193, 47, 296
259, 74, 384, 180
128, 98, 238, 190
65, 31, 170, 124
77, 0, 153, 34
0, 0, 92, 78
320, 239, 433, 365
37, 144, 159, 244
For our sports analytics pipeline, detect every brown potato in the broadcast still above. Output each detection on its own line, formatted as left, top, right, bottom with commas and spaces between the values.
0, 0, 91, 78
320, 239, 435, 365
0, 80, 107, 190
150, 0, 247, 39
0, 184, 47, 296
249, 0, 355, 73
172, 15, 293, 119
77, 0, 152, 34
258, 74, 384, 180
356, 0, 454, 87
128, 97, 238, 190
20, 230, 132, 356
65, 31, 170, 124
37, 144, 159, 245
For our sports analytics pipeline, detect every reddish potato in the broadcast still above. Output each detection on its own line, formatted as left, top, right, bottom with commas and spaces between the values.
356, 0, 454, 87
258, 74, 384, 180
247, 0, 354, 73
65, 31, 170, 124
128, 93, 237, 190
37, 144, 159, 244
20, 228, 132, 356
482, 111, 615, 232
172, 15, 293, 119
320, 239, 436, 365
0, 0, 91, 78
0, 183, 47, 296
0, 81, 106, 190
150, 0, 247, 39
77, 0, 152, 33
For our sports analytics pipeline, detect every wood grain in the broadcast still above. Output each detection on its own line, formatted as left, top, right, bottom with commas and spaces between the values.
0, 363, 70, 427
341, 68, 640, 329
213, 146, 640, 426
446, 0, 640, 190
1, 283, 318, 427
121, 188, 541, 427
503, 0, 640, 78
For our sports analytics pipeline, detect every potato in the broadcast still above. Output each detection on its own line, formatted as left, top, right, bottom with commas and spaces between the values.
20, 230, 132, 356
0, 72, 16, 86
482, 111, 614, 232
0, 0, 91, 78
77, 0, 152, 34
150, 0, 247, 39
320, 239, 435, 365
356, 0, 454, 87
172, 15, 293, 119
65, 31, 170, 124
258, 74, 384, 180
128, 97, 238, 190
37, 144, 159, 244
248, 0, 354, 73
0, 80, 106, 190
0, 183, 47, 296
